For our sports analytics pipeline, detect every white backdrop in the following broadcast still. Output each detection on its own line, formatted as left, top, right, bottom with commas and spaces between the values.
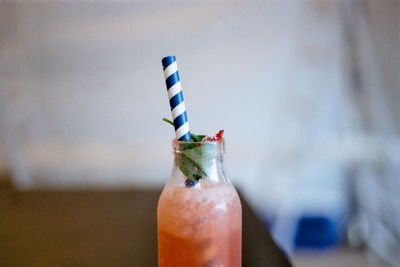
0, 1, 354, 188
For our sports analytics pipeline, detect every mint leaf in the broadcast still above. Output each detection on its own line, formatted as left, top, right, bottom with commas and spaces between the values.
177, 143, 217, 181
162, 118, 174, 127
176, 152, 206, 181
191, 133, 206, 142
162, 117, 218, 182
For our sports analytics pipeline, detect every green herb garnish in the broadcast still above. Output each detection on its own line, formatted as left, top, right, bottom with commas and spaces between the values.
163, 118, 216, 183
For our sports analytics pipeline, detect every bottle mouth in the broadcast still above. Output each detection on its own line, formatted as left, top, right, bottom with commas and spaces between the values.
172, 138, 225, 184
172, 139, 221, 145
172, 138, 225, 154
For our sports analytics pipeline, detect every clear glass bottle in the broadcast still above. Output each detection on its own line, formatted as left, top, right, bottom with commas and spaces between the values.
157, 139, 242, 267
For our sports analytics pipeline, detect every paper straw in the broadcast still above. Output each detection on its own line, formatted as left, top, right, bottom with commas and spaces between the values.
162, 56, 191, 141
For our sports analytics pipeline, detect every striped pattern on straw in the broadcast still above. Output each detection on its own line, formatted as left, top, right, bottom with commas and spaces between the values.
162, 56, 191, 141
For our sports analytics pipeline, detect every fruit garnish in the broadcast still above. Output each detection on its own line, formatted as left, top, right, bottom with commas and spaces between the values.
203, 130, 224, 142
184, 178, 197, 187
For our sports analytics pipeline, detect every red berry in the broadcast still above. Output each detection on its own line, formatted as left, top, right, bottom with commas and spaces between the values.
203, 130, 224, 142
216, 130, 224, 142
185, 179, 197, 187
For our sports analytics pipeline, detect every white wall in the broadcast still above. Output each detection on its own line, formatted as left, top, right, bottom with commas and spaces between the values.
0, 0, 396, 192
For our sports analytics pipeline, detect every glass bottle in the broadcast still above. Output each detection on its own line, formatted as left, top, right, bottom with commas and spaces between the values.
157, 139, 242, 267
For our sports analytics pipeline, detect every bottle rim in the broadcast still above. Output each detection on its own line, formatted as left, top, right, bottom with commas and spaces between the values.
172, 138, 225, 154
172, 138, 224, 145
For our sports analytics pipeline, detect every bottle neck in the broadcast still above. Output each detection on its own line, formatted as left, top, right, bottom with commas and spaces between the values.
170, 139, 228, 186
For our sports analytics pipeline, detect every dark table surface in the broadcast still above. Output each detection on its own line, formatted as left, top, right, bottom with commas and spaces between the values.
0, 181, 291, 267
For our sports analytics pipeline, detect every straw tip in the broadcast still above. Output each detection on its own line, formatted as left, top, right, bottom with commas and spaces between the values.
162, 56, 176, 68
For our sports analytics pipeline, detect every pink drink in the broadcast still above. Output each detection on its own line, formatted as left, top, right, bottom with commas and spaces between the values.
157, 140, 242, 267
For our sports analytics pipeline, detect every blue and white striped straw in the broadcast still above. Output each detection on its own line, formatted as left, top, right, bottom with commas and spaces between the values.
162, 56, 191, 141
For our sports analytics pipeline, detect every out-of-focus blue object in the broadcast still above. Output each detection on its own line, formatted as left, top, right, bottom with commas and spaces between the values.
294, 216, 340, 249
262, 163, 348, 255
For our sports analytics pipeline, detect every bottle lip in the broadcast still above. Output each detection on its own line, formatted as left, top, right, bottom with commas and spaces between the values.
172, 138, 224, 146
172, 138, 225, 153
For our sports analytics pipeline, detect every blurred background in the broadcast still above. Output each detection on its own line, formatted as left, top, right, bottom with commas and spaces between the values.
0, 0, 399, 266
